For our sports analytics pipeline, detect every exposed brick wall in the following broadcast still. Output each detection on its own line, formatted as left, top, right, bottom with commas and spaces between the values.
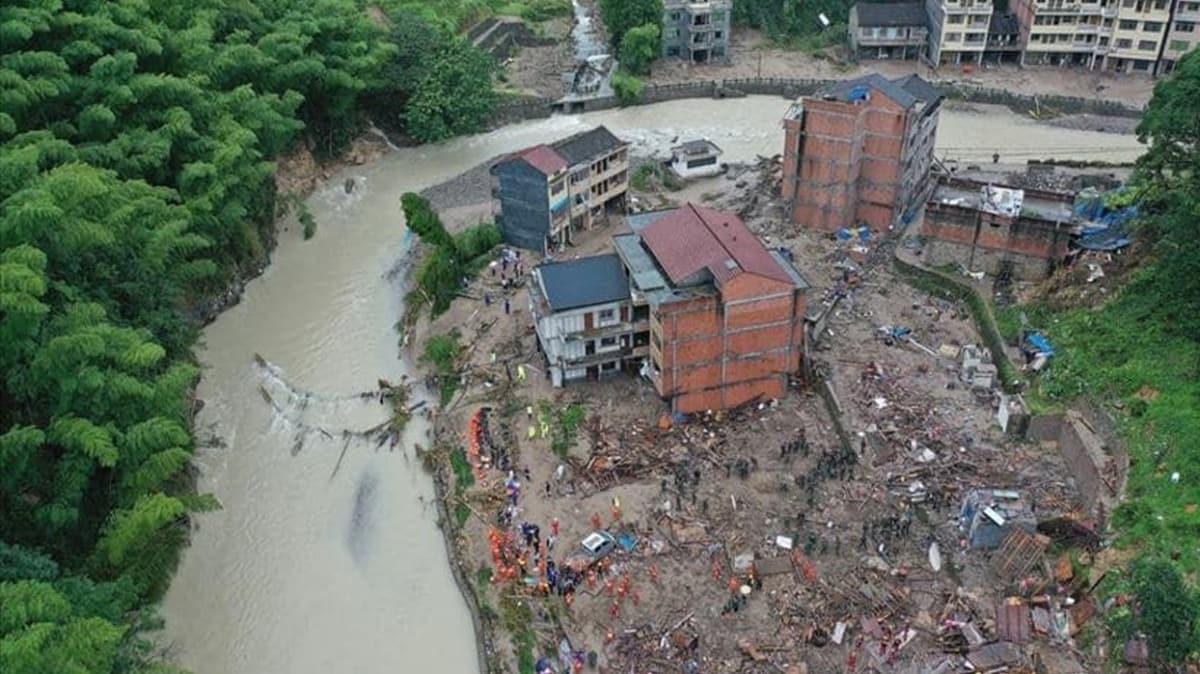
652, 274, 806, 413
922, 194, 1074, 280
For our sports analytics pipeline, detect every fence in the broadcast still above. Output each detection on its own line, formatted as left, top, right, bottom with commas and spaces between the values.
490, 75, 1144, 127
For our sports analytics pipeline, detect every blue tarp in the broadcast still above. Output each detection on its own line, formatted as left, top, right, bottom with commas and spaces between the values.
1073, 191, 1137, 252
1022, 331, 1055, 358
617, 533, 637, 552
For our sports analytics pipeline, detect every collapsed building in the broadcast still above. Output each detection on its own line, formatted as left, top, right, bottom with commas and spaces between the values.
530, 204, 810, 413
920, 177, 1078, 280
492, 126, 630, 252
781, 73, 942, 233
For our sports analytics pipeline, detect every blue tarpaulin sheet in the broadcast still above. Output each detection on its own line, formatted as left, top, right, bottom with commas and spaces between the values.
1074, 193, 1137, 252
1023, 331, 1055, 358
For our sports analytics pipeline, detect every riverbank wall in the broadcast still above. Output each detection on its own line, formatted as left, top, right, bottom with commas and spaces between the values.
491, 76, 1143, 127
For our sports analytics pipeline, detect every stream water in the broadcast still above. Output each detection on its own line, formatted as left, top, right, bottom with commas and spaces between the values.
570, 0, 607, 62
158, 96, 1142, 674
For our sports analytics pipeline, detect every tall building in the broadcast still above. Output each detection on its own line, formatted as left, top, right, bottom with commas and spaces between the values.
661, 0, 733, 64
781, 74, 942, 233
926, 0, 995, 65
531, 204, 810, 413
492, 126, 629, 252
1162, 0, 1200, 73
1104, 0, 1170, 73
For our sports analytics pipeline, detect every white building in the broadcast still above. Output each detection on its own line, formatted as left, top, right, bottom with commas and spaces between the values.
669, 139, 724, 179
530, 254, 647, 386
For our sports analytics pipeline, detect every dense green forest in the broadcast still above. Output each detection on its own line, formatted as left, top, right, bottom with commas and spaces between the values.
0, 1, 502, 671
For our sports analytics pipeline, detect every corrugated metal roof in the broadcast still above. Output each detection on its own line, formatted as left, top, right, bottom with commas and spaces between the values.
640, 204, 794, 288
612, 233, 668, 292
535, 254, 629, 312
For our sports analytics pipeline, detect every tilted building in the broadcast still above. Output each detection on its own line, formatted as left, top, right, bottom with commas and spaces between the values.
492, 126, 630, 252
530, 204, 810, 413
781, 74, 942, 233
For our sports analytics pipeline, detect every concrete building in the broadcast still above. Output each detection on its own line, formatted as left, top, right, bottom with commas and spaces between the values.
530, 254, 646, 386
920, 177, 1079, 280
781, 74, 942, 234
926, 0, 995, 65
1011, 0, 1110, 67
985, 12, 1024, 62
849, 2, 930, 60
662, 0, 733, 64
1161, 0, 1200, 72
493, 126, 630, 252
669, 139, 724, 179
616, 205, 809, 413
530, 204, 810, 413
1104, 0, 1171, 73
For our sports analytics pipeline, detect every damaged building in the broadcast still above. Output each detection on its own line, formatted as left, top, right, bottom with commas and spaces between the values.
661, 0, 733, 64
492, 126, 630, 252
531, 204, 810, 413
781, 73, 942, 233
920, 177, 1078, 280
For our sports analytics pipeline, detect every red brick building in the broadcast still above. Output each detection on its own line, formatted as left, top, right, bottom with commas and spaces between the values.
614, 205, 810, 413
781, 74, 941, 233
921, 177, 1079, 280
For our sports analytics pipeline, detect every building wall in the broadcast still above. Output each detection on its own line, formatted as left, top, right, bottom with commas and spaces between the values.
921, 197, 1075, 279
566, 145, 630, 232
784, 92, 933, 233
849, 7, 930, 60
928, 0, 995, 64
649, 274, 806, 413
535, 299, 632, 386
497, 161, 552, 251
662, 0, 733, 62
1160, 0, 1200, 71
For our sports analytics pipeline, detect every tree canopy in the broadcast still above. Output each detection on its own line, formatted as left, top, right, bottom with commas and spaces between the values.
600, 0, 663, 50
0, 0, 500, 670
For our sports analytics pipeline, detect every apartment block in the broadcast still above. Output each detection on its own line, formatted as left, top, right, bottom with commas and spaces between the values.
1104, 0, 1171, 72
926, 0, 995, 65
531, 205, 810, 413
493, 126, 630, 252
662, 0, 733, 64
781, 74, 942, 233
1159, 0, 1200, 72
849, 2, 930, 60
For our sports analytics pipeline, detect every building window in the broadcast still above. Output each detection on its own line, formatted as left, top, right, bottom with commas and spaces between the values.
597, 308, 615, 323
1177, 21, 1196, 31
671, 11, 681, 20
601, 361, 617, 371
1133, 58, 1151, 69
1100, 36, 1110, 45
1143, 21, 1162, 31
600, 336, 617, 347
948, 13, 965, 23
686, 156, 718, 169
550, 179, 564, 195
1119, 19, 1138, 29
666, 46, 679, 56
945, 32, 962, 41
1117, 37, 1133, 47
1170, 39, 1190, 50
714, 30, 723, 39
1154, 0, 1167, 9
1138, 39, 1157, 49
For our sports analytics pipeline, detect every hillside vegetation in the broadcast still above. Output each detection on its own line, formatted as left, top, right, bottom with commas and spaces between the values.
0, 1, 500, 671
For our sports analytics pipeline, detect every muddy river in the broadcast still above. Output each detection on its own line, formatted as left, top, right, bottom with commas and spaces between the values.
159, 96, 1142, 674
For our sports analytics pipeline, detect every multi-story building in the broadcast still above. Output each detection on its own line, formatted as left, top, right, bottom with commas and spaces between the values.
492, 126, 630, 252
1161, 0, 1200, 72
848, 2, 930, 60
531, 204, 810, 413
1103, 0, 1171, 73
926, 0, 995, 65
661, 0, 733, 64
985, 12, 1024, 62
1011, 0, 1108, 67
781, 74, 942, 233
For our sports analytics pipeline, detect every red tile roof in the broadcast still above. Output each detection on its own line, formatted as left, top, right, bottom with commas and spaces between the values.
516, 145, 568, 175
640, 204, 792, 288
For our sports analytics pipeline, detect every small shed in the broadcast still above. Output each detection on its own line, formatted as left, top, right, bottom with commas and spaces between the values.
959, 489, 1036, 550
669, 139, 723, 179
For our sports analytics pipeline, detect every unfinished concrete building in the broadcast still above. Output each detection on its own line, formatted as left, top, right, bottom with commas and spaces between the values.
662, 0, 733, 63
849, 2, 930, 60
921, 177, 1078, 280
781, 74, 942, 234
616, 205, 809, 413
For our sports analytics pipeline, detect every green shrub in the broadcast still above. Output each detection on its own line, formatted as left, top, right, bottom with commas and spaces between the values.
612, 71, 644, 106
421, 331, 463, 405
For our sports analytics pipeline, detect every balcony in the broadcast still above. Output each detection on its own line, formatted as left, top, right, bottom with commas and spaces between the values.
560, 345, 635, 368
564, 319, 647, 341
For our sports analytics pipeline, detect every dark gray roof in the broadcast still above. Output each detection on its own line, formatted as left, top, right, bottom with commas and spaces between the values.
852, 2, 927, 27
821, 73, 941, 108
551, 126, 625, 166
989, 12, 1020, 35
893, 73, 943, 104
536, 254, 629, 311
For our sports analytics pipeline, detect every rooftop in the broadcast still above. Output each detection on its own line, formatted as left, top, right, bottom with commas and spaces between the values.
852, 2, 928, 27
534, 254, 630, 312
808, 73, 943, 112
551, 126, 626, 166
672, 139, 723, 157
931, 180, 1075, 223
515, 145, 568, 175
639, 204, 796, 288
